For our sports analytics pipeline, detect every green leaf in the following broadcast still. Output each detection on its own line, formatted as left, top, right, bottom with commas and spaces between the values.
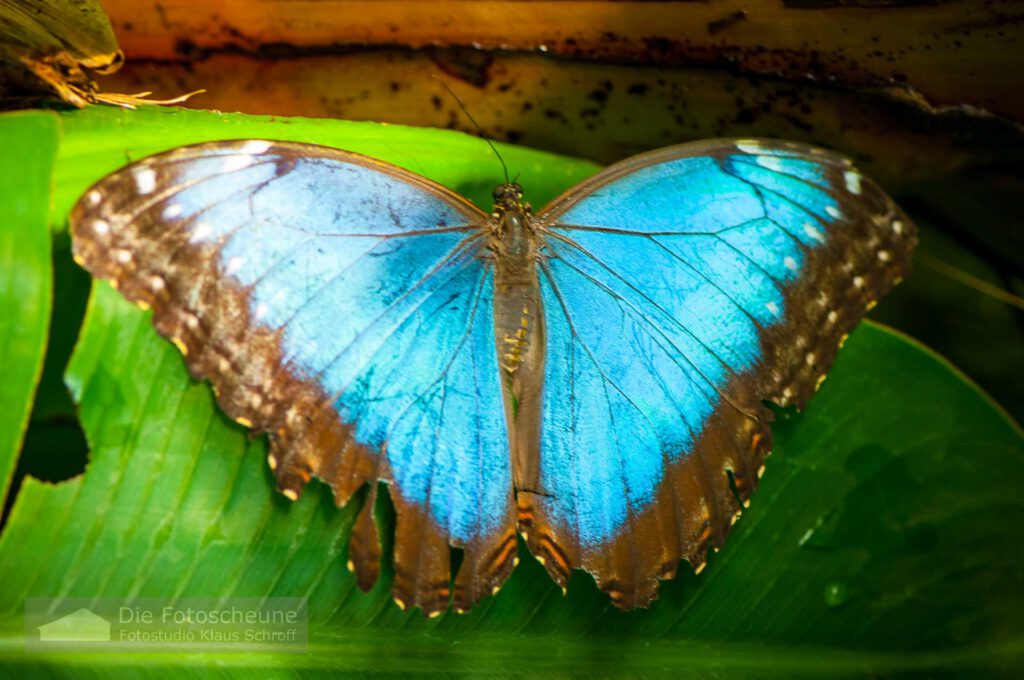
0, 110, 57, 501
1, 107, 1021, 675
871, 173, 1024, 420
50, 104, 600, 232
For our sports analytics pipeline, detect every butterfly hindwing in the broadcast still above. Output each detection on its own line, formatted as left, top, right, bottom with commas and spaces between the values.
70, 141, 517, 615
522, 139, 915, 606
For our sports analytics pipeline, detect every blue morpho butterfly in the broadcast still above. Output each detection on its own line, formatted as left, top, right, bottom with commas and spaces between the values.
69, 136, 916, 616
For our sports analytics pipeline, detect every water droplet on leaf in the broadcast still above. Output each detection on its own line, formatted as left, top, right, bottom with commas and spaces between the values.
824, 581, 850, 608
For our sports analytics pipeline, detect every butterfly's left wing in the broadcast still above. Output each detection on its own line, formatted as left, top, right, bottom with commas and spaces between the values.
70, 141, 517, 615
522, 139, 916, 608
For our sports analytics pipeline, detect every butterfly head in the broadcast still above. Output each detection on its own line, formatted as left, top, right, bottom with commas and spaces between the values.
492, 183, 530, 214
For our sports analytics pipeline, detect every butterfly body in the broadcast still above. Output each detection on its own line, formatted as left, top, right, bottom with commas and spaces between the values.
487, 183, 549, 497
70, 136, 916, 617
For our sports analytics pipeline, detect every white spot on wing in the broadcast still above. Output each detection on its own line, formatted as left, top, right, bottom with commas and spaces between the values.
239, 140, 272, 155
92, 219, 109, 235
784, 256, 798, 271
190, 221, 212, 243
853, 276, 864, 288
226, 257, 244, 275
115, 249, 132, 263
766, 301, 780, 315
756, 156, 785, 172
844, 171, 862, 195
803, 222, 825, 243
878, 250, 891, 262
87, 190, 102, 206
222, 155, 254, 172
892, 220, 903, 235
825, 205, 842, 219
736, 140, 761, 154
163, 203, 182, 219
134, 168, 157, 194
255, 302, 269, 320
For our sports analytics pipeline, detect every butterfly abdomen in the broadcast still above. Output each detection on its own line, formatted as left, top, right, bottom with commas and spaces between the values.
494, 295, 540, 374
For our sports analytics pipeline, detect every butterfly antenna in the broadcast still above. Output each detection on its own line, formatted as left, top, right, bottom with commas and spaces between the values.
436, 78, 511, 185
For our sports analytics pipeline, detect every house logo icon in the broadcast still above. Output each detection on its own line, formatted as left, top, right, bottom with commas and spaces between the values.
37, 608, 111, 642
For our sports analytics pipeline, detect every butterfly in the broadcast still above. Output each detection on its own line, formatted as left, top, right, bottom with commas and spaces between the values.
69, 137, 915, 616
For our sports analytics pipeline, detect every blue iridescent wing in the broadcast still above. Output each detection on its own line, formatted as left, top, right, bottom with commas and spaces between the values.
69, 141, 517, 615
522, 139, 916, 607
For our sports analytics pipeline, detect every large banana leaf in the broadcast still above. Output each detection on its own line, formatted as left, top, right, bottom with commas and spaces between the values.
0, 111, 55, 505
0, 106, 1021, 676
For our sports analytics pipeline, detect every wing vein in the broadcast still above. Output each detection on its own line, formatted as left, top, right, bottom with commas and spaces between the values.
308, 235, 483, 389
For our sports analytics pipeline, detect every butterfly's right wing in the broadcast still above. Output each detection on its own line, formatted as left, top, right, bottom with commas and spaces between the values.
70, 141, 516, 615
523, 139, 914, 608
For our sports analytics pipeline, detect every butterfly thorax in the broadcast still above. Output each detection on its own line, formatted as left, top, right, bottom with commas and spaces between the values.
488, 183, 547, 497
487, 183, 537, 276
